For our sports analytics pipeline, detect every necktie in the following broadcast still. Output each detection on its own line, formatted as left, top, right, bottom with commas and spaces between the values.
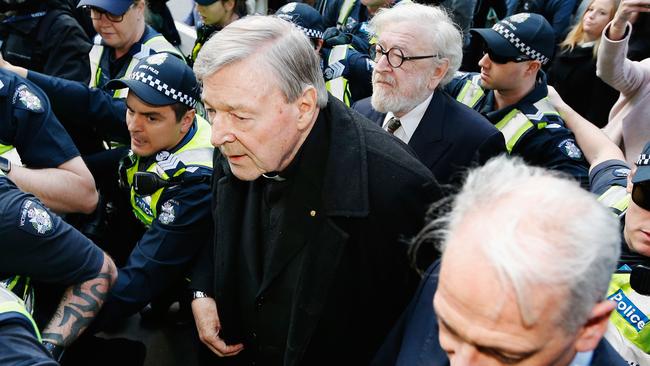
385, 117, 401, 135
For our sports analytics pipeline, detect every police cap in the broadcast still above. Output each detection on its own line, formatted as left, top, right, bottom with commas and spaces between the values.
77, 0, 133, 15
276, 2, 325, 39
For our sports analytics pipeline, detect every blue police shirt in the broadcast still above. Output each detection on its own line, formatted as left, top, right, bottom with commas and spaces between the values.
0, 315, 57, 366
589, 159, 630, 197
446, 71, 590, 188
321, 45, 374, 102
0, 68, 80, 168
0, 178, 104, 285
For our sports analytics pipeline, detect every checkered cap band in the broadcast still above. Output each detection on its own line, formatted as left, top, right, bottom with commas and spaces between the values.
492, 23, 550, 65
637, 154, 650, 166
295, 24, 323, 39
129, 71, 197, 108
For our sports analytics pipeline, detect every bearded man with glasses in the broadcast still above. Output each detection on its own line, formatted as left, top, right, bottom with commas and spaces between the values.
353, 3, 505, 186
447, 12, 590, 187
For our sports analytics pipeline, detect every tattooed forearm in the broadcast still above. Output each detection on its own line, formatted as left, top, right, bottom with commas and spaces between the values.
41, 255, 117, 347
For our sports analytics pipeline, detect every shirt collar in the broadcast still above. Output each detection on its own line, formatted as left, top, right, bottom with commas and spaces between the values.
569, 351, 594, 366
383, 92, 433, 143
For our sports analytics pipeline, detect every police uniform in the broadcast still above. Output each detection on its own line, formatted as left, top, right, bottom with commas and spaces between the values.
277, 2, 374, 106
0, 69, 104, 314
446, 71, 590, 187
590, 158, 650, 366
0, 286, 57, 366
89, 25, 183, 98
81, 54, 215, 327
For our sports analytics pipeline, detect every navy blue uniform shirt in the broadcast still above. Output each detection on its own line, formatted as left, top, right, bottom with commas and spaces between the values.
446, 71, 590, 187
0, 68, 80, 168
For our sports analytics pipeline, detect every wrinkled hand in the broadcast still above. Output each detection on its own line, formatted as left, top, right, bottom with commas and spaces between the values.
191, 297, 244, 357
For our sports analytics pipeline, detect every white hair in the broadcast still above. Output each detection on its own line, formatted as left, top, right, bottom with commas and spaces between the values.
193, 15, 328, 108
422, 156, 620, 333
369, 3, 463, 86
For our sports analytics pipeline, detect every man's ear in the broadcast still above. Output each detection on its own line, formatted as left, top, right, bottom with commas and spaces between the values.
180, 108, 196, 133
574, 300, 615, 353
525, 60, 542, 76
295, 87, 319, 131
224, 0, 236, 12
428, 59, 449, 90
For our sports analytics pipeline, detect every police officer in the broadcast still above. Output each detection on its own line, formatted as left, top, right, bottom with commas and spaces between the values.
276, 2, 373, 105
66, 53, 213, 329
550, 87, 649, 366
0, 0, 92, 83
0, 71, 117, 360
446, 13, 589, 187
77, 0, 183, 98
189, 0, 247, 67
0, 286, 57, 365
0, 68, 98, 214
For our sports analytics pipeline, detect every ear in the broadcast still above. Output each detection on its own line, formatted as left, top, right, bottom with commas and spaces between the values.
428, 59, 450, 90
315, 39, 324, 53
295, 87, 319, 131
574, 300, 615, 352
525, 60, 542, 77
180, 109, 196, 134
224, 0, 236, 12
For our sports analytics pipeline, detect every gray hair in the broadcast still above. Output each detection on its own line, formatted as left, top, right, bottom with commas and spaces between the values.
369, 3, 463, 86
421, 156, 620, 333
193, 15, 328, 107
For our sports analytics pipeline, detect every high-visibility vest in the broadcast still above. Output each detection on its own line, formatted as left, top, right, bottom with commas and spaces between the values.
455, 76, 561, 153
607, 270, 650, 354
126, 117, 213, 227
0, 286, 40, 341
89, 31, 183, 99
324, 45, 352, 106
598, 185, 630, 218
0, 144, 12, 155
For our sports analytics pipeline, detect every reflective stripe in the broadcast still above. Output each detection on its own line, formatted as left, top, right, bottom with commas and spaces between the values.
336, 0, 356, 28
607, 273, 650, 353
598, 185, 630, 217
325, 45, 351, 106
495, 109, 533, 154
0, 287, 40, 341
128, 116, 213, 226
0, 144, 12, 155
0, 275, 34, 314
89, 34, 183, 98
455, 75, 484, 109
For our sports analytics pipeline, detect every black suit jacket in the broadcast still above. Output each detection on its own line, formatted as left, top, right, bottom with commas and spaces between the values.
353, 91, 506, 186
191, 95, 441, 365
372, 261, 629, 366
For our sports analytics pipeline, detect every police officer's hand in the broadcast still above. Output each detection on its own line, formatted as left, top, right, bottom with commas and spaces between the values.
610, 0, 650, 39
323, 27, 352, 48
191, 297, 244, 357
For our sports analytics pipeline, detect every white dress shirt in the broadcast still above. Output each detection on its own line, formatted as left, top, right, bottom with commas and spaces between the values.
381, 93, 434, 144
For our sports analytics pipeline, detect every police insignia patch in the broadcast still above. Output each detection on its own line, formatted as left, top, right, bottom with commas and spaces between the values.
18, 199, 54, 236
324, 62, 344, 80
558, 139, 582, 159
13, 85, 43, 112
509, 13, 530, 23
158, 199, 178, 225
614, 168, 631, 178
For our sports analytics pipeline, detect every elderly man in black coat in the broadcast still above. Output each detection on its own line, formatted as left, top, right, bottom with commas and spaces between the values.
189, 15, 441, 366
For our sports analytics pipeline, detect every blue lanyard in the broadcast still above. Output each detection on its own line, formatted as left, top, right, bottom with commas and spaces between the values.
1, 11, 46, 25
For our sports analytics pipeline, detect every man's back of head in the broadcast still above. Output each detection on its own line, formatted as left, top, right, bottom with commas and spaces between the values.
431, 156, 621, 365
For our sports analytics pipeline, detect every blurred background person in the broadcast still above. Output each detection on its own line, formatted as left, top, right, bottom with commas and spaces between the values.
547, 0, 620, 128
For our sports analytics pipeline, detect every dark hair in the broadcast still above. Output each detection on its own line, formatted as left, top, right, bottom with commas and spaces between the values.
170, 102, 192, 122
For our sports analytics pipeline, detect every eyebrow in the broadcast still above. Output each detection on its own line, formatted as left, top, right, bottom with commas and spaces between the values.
438, 316, 537, 361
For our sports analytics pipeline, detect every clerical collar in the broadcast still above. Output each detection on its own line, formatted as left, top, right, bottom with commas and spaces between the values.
262, 173, 286, 181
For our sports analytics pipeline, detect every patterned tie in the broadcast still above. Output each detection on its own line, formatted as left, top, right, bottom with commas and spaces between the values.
385, 117, 401, 135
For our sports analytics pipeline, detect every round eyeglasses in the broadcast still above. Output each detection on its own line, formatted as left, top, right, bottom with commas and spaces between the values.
370, 44, 439, 68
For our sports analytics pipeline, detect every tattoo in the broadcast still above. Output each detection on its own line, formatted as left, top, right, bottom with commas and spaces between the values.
41, 269, 114, 346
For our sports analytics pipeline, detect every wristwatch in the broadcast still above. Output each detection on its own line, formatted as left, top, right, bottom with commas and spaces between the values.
0, 156, 11, 175
42, 340, 65, 361
192, 290, 211, 300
